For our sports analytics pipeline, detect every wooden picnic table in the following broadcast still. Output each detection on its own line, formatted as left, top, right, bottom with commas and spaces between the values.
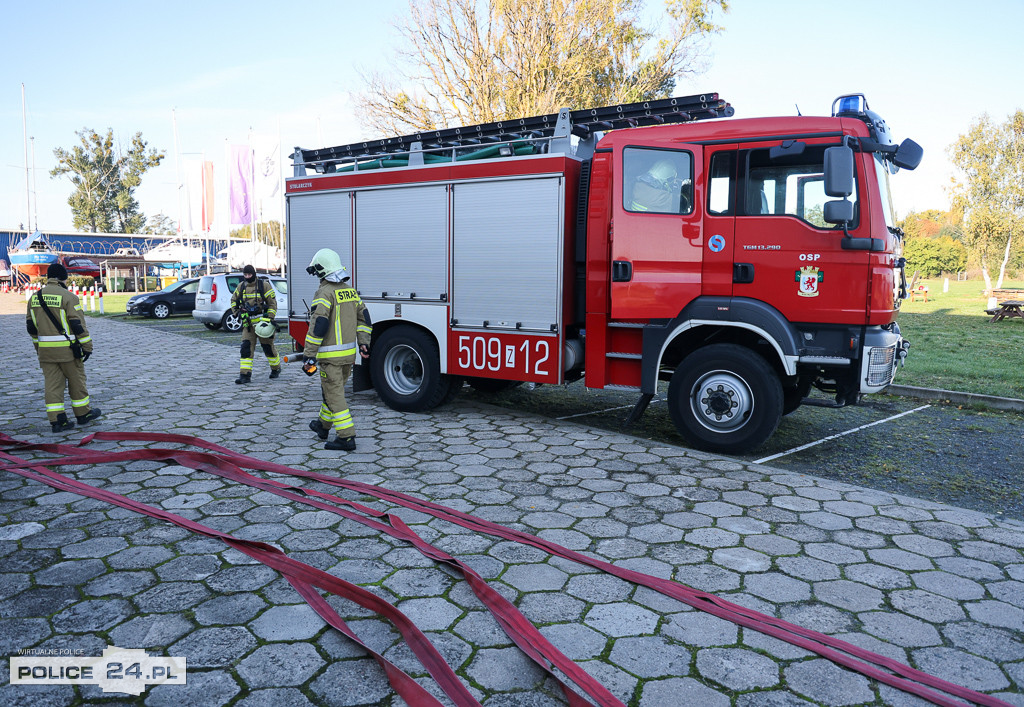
988, 300, 1024, 322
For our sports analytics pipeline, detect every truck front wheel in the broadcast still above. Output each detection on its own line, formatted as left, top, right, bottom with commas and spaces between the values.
667, 344, 783, 454
372, 326, 454, 412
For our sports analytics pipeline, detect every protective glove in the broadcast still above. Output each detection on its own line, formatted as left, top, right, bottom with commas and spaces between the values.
302, 356, 318, 377
82, 351, 91, 363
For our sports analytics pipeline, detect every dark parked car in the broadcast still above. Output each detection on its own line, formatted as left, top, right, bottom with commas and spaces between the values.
126, 278, 200, 319
62, 256, 102, 279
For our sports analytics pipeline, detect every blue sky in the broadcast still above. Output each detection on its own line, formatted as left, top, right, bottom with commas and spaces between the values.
2, 0, 1022, 234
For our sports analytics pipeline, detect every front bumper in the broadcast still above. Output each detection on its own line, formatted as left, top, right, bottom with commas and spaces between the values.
859, 325, 908, 394
126, 301, 153, 316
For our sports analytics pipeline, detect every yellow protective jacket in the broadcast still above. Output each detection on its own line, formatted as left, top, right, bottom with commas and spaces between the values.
230, 278, 277, 321
302, 280, 370, 363
26, 279, 94, 363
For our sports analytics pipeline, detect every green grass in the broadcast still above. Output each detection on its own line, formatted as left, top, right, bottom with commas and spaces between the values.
87, 293, 133, 316
894, 278, 1024, 399
85, 279, 1024, 400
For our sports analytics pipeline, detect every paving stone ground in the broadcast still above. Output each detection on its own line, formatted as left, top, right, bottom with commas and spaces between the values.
1, 301, 1023, 706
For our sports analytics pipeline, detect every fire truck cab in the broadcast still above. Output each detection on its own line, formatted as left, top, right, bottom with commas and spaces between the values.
286, 93, 921, 453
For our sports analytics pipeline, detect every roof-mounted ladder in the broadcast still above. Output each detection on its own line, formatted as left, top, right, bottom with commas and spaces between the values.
292, 92, 733, 176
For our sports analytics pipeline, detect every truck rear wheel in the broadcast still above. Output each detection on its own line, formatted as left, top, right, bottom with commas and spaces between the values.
667, 344, 783, 454
372, 326, 454, 412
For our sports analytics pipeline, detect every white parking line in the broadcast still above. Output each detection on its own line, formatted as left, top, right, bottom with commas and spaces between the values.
753, 404, 931, 465
556, 397, 664, 421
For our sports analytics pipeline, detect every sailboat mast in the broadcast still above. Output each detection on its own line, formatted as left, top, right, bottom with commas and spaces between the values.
21, 83, 31, 232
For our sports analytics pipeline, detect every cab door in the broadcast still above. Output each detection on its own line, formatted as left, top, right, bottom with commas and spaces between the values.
610, 144, 704, 320
702, 147, 739, 298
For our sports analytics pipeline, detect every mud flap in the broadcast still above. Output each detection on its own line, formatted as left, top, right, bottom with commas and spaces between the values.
352, 361, 373, 393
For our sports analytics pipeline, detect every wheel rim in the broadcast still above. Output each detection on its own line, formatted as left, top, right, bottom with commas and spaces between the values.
383, 344, 424, 396
225, 313, 241, 331
154, 304, 169, 318
689, 369, 754, 433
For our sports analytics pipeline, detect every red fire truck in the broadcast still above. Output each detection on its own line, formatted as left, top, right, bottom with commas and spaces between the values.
285, 93, 922, 453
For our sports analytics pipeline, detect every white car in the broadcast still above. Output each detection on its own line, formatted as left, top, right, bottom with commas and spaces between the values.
192, 273, 288, 332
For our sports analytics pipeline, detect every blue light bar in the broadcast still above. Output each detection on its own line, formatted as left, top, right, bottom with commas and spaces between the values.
832, 94, 869, 117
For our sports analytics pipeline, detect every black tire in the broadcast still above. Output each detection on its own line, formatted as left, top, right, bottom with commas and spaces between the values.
371, 326, 454, 412
667, 343, 783, 454
222, 311, 243, 333
151, 302, 170, 319
466, 377, 522, 393
203, 321, 221, 331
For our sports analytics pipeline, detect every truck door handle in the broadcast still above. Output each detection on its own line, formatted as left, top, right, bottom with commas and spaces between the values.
733, 262, 755, 284
612, 261, 633, 282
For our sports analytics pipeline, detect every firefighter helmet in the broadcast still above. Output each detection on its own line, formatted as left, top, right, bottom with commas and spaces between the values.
254, 320, 276, 339
306, 248, 346, 279
648, 159, 677, 183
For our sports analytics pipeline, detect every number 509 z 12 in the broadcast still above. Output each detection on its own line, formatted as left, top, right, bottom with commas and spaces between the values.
450, 333, 557, 383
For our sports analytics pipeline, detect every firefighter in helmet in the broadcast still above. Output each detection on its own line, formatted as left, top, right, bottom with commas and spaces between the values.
26, 262, 102, 432
303, 248, 371, 451
230, 264, 281, 384
630, 158, 690, 213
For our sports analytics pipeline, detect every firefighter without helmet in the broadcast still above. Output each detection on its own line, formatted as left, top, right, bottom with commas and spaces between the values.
307, 249, 347, 279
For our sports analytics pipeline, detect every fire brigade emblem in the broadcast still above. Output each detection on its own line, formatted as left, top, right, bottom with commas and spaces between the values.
796, 266, 823, 297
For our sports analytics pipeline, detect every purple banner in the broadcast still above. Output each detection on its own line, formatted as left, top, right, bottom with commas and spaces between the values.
229, 145, 253, 225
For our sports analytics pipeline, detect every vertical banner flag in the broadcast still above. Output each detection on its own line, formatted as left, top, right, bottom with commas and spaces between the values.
229, 144, 253, 225
202, 161, 215, 231
252, 135, 281, 202
184, 160, 216, 232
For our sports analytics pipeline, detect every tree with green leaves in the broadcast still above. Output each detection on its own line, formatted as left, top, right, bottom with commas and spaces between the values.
357, 0, 728, 136
948, 110, 1024, 291
143, 213, 177, 235
50, 128, 165, 234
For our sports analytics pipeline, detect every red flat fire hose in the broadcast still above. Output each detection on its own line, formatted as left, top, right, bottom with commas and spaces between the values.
0, 432, 1012, 707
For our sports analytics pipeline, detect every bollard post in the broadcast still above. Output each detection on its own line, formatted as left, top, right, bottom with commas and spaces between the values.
90, 286, 96, 312
943, 277, 949, 293
99, 288, 104, 314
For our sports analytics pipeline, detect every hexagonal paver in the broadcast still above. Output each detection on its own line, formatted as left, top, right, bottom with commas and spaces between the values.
695, 647, 780, 691
250, 604, 326, 640
236, 643, 325, 688
585, 602, 659, 637
784, 659, 873, 706
500, 564, 568, 592
169, 626, 257, 668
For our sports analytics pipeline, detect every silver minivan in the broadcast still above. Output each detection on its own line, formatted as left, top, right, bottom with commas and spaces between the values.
192, 273, 288, 332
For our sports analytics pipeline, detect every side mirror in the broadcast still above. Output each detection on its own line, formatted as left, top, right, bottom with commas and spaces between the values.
824, 146, 854, 197
824, 199, 854, 224
893, 138, 923, 171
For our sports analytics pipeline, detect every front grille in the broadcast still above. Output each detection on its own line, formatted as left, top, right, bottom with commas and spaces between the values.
866, 345, 897, 386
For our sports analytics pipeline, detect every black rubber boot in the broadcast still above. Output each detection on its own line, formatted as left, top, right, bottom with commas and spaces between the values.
76, 409, 102, 425
235, 373, 251, 384
51, 413, 75, 433
269, 369, 281, 380
309, 419, 329, 441
325, 436, 356, 451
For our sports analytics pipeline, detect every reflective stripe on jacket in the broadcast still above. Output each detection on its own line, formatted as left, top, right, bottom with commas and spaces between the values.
26, 280, 93, 363
302, 281, 369, 363
230, 278, 277, 319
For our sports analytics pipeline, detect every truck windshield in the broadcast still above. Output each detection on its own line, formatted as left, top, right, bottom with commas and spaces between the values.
874, 155, 897, 229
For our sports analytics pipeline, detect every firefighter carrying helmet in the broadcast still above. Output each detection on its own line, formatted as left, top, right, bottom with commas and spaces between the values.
306, 248, 347, 279
254, 320, 276, 339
